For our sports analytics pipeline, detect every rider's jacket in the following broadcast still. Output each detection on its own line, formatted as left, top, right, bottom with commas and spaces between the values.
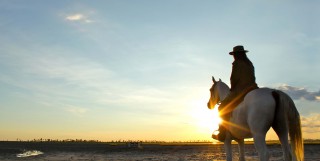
230, 59, 257, 93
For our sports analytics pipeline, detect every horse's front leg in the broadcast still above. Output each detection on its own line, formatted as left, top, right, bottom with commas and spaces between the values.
236, 139, 245, 161
224, 133, 233, 161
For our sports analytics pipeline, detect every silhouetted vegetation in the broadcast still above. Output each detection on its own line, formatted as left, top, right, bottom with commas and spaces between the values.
8, 138, 214, 144
1, 138, 319, 144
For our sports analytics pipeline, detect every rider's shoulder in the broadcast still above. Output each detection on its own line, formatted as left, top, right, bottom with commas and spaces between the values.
232, 60, 246, 65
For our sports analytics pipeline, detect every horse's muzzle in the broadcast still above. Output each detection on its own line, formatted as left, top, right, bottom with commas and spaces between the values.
207, 102, 213, 109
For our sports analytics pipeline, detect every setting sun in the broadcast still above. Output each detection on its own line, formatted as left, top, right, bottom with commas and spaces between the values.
190, 101, 221, 133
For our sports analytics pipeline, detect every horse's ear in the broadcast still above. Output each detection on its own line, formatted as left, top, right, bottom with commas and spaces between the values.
219, 78, 221, 82
212, 76, 217, 83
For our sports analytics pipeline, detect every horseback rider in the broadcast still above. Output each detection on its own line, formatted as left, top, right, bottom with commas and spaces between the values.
212, 45, 259, 141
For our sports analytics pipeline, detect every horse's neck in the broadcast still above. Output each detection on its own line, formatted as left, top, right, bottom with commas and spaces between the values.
218, 82, 230, 101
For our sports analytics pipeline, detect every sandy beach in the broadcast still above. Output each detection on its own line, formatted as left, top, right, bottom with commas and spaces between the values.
0, 141, 319, 161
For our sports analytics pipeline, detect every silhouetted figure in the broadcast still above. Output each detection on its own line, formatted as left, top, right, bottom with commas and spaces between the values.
212, 45, 258, 141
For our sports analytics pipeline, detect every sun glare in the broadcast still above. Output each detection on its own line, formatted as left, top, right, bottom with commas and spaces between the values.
190, 101, 221, 133
208, 106, 222, 131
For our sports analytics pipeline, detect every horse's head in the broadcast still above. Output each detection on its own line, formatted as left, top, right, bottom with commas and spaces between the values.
207, 76, 221, 109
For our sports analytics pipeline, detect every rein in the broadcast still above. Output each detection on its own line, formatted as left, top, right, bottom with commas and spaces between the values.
211, 83, 221, 106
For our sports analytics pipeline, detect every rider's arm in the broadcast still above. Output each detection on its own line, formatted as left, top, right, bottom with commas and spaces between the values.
230, 61, 241, 91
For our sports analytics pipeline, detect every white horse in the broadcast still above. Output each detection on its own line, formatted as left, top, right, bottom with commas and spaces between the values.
207, 77, 304, 161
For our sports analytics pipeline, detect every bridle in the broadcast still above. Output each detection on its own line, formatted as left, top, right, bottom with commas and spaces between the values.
210, 82, 221, 106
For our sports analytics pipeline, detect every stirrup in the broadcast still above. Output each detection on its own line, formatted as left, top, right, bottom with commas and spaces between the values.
212, 130, 221, 140
212, 130, 220, 136
212, 128, 227, 142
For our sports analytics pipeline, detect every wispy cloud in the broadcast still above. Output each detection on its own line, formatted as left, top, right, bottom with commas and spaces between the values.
0, 45, 178, 114
65, 13, 93, 23
66, 105, 88, 116
66, 14, 83, 21
277, 84, 320, 101
301, 113, 320, 133
0, 45, 119, 104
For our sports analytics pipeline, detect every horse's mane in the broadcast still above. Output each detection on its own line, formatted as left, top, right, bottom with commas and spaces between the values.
217, 80, 230, 100
218, 80, 229, 89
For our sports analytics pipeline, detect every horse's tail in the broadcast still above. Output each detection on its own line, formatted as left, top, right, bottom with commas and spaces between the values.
272, 90, 304, 161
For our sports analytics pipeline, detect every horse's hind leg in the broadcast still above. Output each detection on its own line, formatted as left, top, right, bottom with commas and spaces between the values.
272, 124, 292, 160
253, 134, 269, 161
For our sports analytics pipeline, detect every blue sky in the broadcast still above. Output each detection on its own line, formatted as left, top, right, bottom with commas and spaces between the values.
0, 1, 319, 141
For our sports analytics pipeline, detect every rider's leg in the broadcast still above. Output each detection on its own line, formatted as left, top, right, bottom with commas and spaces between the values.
213, 91, 239, 141
218, 113, 231, 141
212, 111, 230, 141
213, 95, 234, 142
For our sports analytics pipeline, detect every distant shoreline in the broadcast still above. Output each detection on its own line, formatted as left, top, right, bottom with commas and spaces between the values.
1, 139, 319, 145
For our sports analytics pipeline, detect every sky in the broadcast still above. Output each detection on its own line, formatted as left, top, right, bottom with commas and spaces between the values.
0, 0, 319, 142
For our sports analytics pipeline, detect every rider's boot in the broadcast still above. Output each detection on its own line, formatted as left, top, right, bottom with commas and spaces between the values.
212, 125, 226, 142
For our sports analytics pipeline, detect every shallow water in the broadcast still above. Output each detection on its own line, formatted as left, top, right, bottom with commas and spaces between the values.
0, 142, 319, 161
16, 150, 44, 158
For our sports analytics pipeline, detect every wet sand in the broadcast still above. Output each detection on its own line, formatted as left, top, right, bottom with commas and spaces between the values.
0, 141, 319, 160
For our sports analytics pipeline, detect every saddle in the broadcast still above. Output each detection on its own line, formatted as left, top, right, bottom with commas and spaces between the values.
233, 85, 259, 107
219, 85, 259, 118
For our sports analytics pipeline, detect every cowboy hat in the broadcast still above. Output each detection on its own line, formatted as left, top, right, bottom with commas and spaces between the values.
229, 45, 249, 55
